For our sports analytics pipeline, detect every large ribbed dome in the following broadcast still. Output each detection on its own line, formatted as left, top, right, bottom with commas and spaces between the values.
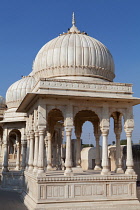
32, 19, 115, 82
6, 76, 35, 109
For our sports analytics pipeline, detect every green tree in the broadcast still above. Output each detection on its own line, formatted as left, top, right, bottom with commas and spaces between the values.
120, 139, 133, 145
120, 139, 127, 145
82, 144, 94, 148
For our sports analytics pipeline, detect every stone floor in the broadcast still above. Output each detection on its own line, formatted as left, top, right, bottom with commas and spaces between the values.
0, 190, 27, 210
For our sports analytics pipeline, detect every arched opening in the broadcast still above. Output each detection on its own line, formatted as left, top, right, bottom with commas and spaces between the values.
74, 110, 101, 170
47, 109, 64, 170
81, 121, 94, 146
108, 111, 125, 173
8, 129, 21, 171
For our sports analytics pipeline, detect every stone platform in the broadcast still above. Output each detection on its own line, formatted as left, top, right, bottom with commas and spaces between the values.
22, 170, 139, 210
1, 171, 24, 192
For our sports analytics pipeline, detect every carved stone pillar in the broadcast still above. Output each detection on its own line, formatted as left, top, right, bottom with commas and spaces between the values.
115, 132, 124, 173
101, 129, 110, 175
3, 143, 9, 172
26, 134, 30, 170
0, 139, 2, 157
125, 130, 135, 175
56, 144, 59, 170
15, 140, 20, 170
21, 140, 26, 170
58, 144, 61, 170
94, 134, 101, 170
75, 136, 81, 168
44, 136, 48, 170
64, 127, 73, 176
52, 145, 56, 168
28, 131, 34, 172
2, 129, 9, 172
47, 132, 52, 170
37, 129, 45, 174
33, 131, 39, 173
61, 144, 65, 170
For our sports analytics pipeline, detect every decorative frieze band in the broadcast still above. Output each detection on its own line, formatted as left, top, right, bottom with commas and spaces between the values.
37, 79, 132, 95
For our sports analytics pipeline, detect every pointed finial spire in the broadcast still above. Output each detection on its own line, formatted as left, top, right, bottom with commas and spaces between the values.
72, 12, 76, 26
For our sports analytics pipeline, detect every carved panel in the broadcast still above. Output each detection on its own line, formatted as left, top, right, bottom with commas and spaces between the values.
74, 185, 81, 196
46, 185, 65, 199
111, 184, 128, 196
40, 185, 45, 199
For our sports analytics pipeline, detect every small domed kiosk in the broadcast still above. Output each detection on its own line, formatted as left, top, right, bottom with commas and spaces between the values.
1, 13, 140, 209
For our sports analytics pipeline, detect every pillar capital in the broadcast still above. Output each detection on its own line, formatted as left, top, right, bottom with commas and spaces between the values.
39, 129, 44, 135
125, 129, 133, 137
3, 142, 7, 146
21, 140, 27, 145
100, 118, 109, 135
124, 119, 134, 130
65, 126, 73, 132
47, 131, 51, 138
26, 133, 30, 139
101, 129, 109, 136
34, 130, 39, 137
29, 131, 34, 138
38, 125, 46, 131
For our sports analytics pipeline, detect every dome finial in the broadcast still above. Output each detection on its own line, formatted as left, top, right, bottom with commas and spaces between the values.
72, 12, 76, 26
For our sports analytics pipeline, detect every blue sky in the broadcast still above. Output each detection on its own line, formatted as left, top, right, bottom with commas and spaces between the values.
0, 0, 140, 144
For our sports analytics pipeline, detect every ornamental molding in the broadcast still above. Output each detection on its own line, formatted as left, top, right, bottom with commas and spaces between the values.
36, 78, 132, 95
33, 65, 115, 82
24, 171, 137, 183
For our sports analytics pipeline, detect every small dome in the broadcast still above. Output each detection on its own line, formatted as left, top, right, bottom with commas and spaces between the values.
31, 21, 115, 82
6, 76, 35, 109
0, 96, 5, 107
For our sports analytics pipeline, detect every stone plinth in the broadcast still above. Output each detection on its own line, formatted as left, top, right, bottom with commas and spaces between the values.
1, 171, 24, 192
22, 171, 139, 210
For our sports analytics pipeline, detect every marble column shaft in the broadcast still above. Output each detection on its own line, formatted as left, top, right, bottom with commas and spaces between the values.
16, 141, 20, 170
2, 129, 9, 172
125, 131, 135, 175
33, 131, 39, 173
26, 134, 30, 170
64, 127, 73, 176
21, 141, 27, 170
28, 131, 34, 172
115, 132, 124, 173
94, 134, 101, 170
76, 137, 81, 167
47, 132, 52, 170
101, 130, 110, 175
3, 143, 9, 172
37, 129, 45, 174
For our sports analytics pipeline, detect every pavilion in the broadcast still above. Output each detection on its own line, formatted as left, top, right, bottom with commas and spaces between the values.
0, 13, 140, 209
